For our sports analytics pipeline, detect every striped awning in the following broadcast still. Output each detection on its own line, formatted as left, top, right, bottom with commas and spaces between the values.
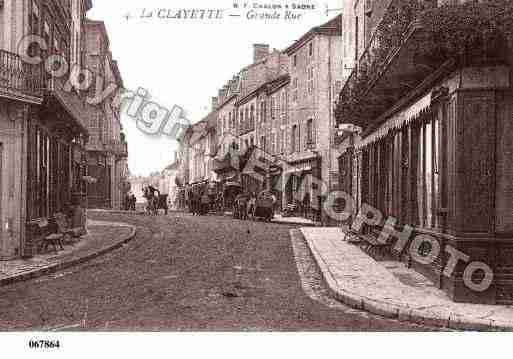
284, 166, 313, 175
356, 91, 432, 150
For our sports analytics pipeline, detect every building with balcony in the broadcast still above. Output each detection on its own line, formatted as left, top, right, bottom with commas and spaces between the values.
188, 113, 217, 185
83, 19, 127, 210
176, 111, 218, 208
282, 14, 343, 217
336, 0, 513, 304
212, 45, 290, 198
0, 0, 95, 259
208, 20, 343, 215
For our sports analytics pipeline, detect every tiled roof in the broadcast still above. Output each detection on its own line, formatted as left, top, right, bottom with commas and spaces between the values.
284, 14, 342, 55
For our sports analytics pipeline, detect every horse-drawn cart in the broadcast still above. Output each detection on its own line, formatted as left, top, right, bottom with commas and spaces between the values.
157, 194, 169, 215
233, 193, 251, 220
251, 192, 274, 222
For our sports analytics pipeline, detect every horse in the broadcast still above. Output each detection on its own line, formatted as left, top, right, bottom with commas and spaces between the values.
143, 187, 159, 216
233, 193, 250, 220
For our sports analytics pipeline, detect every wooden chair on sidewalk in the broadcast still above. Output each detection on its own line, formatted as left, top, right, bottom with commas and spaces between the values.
53, 213, 83, 245
32, 218, 64, 254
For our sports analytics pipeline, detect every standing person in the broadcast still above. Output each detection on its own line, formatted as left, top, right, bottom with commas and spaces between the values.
201, 191, 210, 215
191, 190, 198, 216
270, 191, 278, 219
186, 186, 192, 214
303, 192, 311, 219
189, 189, 195, 215
146, 184, 160, 215
130, 193, 136, 211
216, 191, 224, 214
142, 186, 149, 214
248, 192, 256, 219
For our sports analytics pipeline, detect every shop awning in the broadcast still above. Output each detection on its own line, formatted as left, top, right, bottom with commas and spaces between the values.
355, 92, 432, 150
284, 165, 313, 175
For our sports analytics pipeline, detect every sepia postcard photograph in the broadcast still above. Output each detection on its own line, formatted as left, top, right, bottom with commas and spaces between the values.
0, 0, 512, 357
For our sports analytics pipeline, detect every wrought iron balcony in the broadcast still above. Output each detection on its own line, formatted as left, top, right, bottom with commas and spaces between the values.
238, 120, 255, 135
213, 154, 237, 174
104, 140, 129, 158
336, 0, 511, 132
0, 49, 43, 101
336, 0, 431, 127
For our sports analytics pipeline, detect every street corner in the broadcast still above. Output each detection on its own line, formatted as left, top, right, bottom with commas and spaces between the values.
0, 220, 137, 288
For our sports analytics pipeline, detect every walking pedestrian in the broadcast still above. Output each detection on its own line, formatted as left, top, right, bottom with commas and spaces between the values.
201, 191, 210, 215
270, 192, 278, 219
303, 192, 311, 219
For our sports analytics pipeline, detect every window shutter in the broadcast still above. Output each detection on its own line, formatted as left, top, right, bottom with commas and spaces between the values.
313, 119, 317, 145
288, 128, 293, 155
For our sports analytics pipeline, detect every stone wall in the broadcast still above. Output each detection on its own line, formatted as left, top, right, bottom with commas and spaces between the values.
496, 89, 513, 234
0, 101, 29, 259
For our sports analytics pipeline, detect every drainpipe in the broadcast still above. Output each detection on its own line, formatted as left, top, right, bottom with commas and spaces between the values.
19, 106, 27, 258
328, 36, 333, 197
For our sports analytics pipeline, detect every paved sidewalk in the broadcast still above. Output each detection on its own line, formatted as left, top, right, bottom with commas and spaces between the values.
221, 212, 317, 226
0, 220, 136, 287
296, 227, 513, 331
272, 214, 316, 226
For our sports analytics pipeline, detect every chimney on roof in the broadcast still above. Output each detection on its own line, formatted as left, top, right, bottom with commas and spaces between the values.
212, 97, 218, 111
219, 87, 227, 100
253, 44, 270, 63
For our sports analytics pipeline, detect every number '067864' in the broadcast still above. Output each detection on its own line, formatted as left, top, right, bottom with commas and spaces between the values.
29, 340, 61, 349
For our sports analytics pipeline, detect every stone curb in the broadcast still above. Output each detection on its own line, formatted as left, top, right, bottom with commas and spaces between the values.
91, 209, 320, 227
88, 209, 146, 216
272, 220, 318, 227
0, 222, 136, 288
291, 229, 513, 332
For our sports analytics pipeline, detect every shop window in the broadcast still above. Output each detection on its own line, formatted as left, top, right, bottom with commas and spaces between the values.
260, 101, 266, 123
306, 119, 315, 145
357, 105, 447, 231
250, 105, 255, 128
282, 92, 288, 124
292, 78, 298, 103
281, 129, 286, 154
307, 68, 314, 96
291, 125, 300, 153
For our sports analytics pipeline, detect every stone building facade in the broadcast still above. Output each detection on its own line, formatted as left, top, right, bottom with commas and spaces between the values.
0, 0, 95, 259
209, 17, 343, 217
83, 19, 127, 210
336, 0, 513, 304
282, 15, 344, 215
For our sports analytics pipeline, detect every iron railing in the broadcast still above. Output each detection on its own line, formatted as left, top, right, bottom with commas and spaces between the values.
238, 120, 255, 135
0, 49, 43, 98
340, 0, 431, 103
104, 140, 128, 158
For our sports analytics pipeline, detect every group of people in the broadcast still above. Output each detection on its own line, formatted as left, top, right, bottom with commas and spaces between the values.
123, 192, 137, 211
234, 190, 277, 221
143, 185, 161, 215
188, 190, 215, 216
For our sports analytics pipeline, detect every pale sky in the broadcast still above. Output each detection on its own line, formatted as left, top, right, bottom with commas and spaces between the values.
88, 0, 342, 176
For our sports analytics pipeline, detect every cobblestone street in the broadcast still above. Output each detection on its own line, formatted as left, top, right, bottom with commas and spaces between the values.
0, 213, 435, 331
